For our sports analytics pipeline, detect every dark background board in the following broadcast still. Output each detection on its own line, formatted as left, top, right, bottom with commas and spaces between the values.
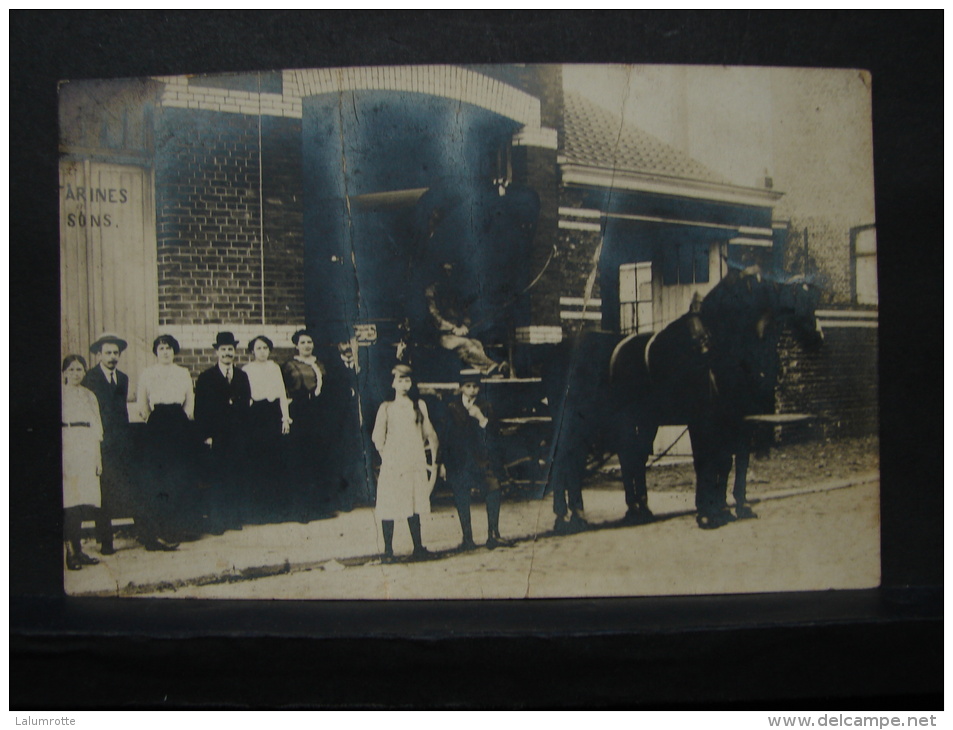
11, 11, 942, 709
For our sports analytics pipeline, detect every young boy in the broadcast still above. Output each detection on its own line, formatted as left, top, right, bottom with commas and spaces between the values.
441, 370, 513, 550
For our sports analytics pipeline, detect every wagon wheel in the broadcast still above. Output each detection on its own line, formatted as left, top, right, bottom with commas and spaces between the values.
424, 440, 439, 492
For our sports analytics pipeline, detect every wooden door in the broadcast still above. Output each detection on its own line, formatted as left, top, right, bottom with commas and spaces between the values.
60, 160, 157, 403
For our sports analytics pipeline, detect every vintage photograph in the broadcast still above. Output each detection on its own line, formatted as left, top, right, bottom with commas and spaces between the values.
58, 63, 879, 599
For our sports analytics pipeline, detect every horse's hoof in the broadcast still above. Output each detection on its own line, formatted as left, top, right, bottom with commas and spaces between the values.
696, 513, 728, 530
623, 508, 655, 525
569, 512, 590, 531
411, 547, 435, 562
736, 505, 758, 520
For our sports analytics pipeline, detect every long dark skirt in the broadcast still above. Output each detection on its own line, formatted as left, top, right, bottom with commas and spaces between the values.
286, 398, 325, 521
141, 404, 199, 539
247, 399, 286, 523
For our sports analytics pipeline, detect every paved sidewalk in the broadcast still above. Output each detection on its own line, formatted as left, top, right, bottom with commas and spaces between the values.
64, 471, 879, 598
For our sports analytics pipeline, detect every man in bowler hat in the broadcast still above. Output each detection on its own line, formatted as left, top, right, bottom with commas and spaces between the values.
441, 370, 514, 550
81, 333, 130, 554
194, 332, 251, 532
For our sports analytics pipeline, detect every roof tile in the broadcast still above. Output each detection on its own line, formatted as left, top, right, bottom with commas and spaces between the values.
562, 91, 726, 185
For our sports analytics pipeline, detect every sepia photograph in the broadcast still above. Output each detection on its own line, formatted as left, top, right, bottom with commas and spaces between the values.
58, 63, 880, 600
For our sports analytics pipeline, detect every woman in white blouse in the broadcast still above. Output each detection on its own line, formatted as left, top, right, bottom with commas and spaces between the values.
61, 354, 105, 570
136, 334, 196, 543
243, 335, 291, 521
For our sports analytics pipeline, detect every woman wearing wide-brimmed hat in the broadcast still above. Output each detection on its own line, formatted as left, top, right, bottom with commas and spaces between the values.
135, 334, 195, 547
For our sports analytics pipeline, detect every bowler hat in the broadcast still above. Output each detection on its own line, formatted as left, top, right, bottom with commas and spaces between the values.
89, 333, 128, 354
212, 332, 240, 349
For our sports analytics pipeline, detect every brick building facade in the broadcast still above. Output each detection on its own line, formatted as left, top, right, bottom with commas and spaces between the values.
59, 64, 877, 442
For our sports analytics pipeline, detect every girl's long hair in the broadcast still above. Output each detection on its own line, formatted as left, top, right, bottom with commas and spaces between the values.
390, 379, 424, 426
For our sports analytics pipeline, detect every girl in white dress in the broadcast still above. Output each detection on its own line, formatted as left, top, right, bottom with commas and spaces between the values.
62, 355, 104, 570
372, 365, 439, 561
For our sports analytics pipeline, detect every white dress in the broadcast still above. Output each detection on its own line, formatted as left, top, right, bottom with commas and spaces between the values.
62, 385, 104, 509
373, 398, 436, 521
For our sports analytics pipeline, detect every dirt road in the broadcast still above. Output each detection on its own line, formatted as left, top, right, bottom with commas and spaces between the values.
65, 436, 880, 599
167, 479, 879, 600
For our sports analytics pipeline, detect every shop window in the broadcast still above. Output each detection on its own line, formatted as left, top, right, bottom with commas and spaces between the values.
619, 262, 653, 335
661, 243, 710, 286
851, 225, 877, 306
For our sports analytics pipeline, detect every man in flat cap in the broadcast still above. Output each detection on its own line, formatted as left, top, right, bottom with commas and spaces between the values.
81, 333, 131, 555
441, 370, 514, 550
195, 332, 251, 532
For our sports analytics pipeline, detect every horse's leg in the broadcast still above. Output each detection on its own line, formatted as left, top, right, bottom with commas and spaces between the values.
619, 419, 656, 523
550, 424, 587, 533
733, 427, 757, 519
566, 435, 589, 529
551, 465, 570, 532
715, 447, 734, 518
690, 421, 729, 530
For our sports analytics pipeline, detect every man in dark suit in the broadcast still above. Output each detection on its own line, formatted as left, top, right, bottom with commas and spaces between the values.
194, 332, 251, 532
441, 370, 513, 550
319, 338, 374, 511
81, 333, 130, 555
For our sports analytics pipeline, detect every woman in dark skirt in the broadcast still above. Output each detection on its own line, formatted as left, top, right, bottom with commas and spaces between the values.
136, 334, 196, 545
242, 335, 291, 522
281, 329, 326, 522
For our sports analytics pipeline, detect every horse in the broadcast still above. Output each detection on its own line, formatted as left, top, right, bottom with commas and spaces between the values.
540, 266, 823, 532
607, 265, 824, 528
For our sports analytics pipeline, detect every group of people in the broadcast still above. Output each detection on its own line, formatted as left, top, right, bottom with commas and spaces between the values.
62, 329, 514, 570
61, 329, 370, 568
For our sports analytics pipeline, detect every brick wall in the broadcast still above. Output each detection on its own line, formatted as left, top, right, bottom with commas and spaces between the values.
286, 66, 541, 128
783, 216, 853, 306
261, 116, 305, 324
158, 76, 301, 118
478, 64, 564, 130
155, 107, 263, 325
541, 188, 603, 336
776, 326, 879, 441
512, 145, 560, 329
170, 345, 299, 387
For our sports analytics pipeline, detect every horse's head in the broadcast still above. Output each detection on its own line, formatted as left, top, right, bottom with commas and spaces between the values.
776, 276, 824, 352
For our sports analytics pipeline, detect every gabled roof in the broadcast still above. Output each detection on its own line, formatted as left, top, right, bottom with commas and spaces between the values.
559, 91, 781, 208
561, 91, 727, 184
